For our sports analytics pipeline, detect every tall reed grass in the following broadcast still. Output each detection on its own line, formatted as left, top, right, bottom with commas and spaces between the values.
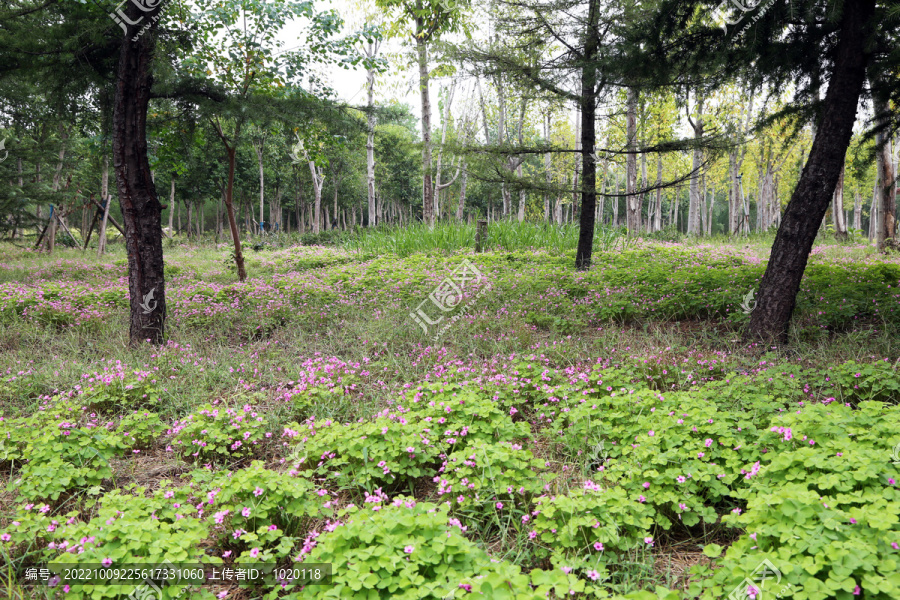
342, 221, 635, 257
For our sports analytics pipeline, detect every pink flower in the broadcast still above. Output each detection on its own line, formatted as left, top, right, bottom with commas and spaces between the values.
648, 430, 655, 437
892, 542, 899, 550
404, 545, 414, 554
642, 482, 650, 489
853, 585, 861, 596
241, 507, 251, 518
509, 407, 518, 416
638, 495, 646, 503
254, 487, 264, 497
704, 439, 713, 447
268, 525, 278, 531
593, 542, 604, 551
101, 558, 112, 568
0, 533, 10, 542
218, 591, 229, 599
249, 548, 260, 558
587, 570, 600, 580
528, 530, 537, 539
496, 502, 503, 510
644, 537, 654, 546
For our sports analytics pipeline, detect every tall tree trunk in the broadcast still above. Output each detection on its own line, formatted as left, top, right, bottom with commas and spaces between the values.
98, 151, 112, 256
687, 94, 704, 235
434, 79, 457, 218
868, 182, 878, 240
574, 0, 600, 269
457, 161, 468, 220
307, 159, 324, 234
255, 137, 266, 234
416, 30, 434, 226
853, 189, 862, 230
833, 161, 848, 239
112, 1, 167, 345
365, 43, 379, 227
874, 94, 897, 248
166, 177, 175, 236
654, 154, 663, 232
613, 170, 620, 227
572, 105, 581, 217
625, 88, 640, 233
748, 0, 875, 341
544, 111, 552, 222
224, 147, 247, 280
640, 147, 648, 233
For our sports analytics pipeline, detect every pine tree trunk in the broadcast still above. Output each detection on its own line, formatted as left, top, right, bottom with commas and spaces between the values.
748, 0, 875, 342
625, 88, 640, 233
574, 0, 600, 269
112, 3, 168, 345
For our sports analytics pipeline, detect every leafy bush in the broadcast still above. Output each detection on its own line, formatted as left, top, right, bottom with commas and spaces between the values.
168, 402, 273, 462
3, 399, 130, 501
288, 384, 530, 492
291, 499, 584, 599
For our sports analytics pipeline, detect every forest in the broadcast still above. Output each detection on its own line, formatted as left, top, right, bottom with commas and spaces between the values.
0, 0, 899, 599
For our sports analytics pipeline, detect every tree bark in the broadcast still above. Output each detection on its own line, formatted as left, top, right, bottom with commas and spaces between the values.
98, 152, 112, 256
687, 94, 704, 235
365, 41, 380, 227
254, 136, 266, 234
625, 88, 640, 233
574, 0, 600, 269
833, 161, 848, 239
112, 0, 167, 345
874, 94, 897, 248
223, 147, 247, 280
748, 0, 875, 342
416, 30, 434, 226
544, 110, 552, 222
